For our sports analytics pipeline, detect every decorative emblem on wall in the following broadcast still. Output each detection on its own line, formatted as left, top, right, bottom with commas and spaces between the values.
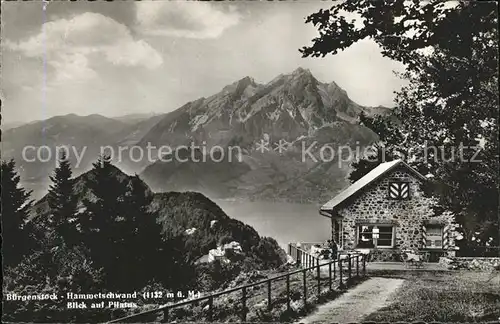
388, 181, 410, 200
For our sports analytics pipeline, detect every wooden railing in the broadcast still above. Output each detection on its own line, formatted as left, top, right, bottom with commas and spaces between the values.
288, 242, 337, 269
107, 249, 367, 323
288, 243, 366, 285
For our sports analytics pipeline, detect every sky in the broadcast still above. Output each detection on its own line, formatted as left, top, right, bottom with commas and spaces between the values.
1, 1, 407, 124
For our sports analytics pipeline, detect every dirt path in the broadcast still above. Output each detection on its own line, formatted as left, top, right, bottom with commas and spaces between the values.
294, 277, 405, 324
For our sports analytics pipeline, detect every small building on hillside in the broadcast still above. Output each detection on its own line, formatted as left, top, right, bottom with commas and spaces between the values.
205, 241, 244, 264
208, 248, 227, 263
320, 159, 459, 261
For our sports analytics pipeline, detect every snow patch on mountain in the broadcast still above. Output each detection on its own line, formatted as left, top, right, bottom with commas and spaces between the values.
191, 114, 209, 131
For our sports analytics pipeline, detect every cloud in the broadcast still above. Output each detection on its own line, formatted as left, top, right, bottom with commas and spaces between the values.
135, 1, 241, 39
5, 12, 163, 85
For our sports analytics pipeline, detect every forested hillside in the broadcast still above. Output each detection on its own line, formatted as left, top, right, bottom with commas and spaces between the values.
2, 157, 286, 323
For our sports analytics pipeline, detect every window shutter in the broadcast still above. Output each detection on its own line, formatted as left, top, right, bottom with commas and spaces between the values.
443, 224, 449, 250
422, 224, 427, 248
388, 182, 410, 199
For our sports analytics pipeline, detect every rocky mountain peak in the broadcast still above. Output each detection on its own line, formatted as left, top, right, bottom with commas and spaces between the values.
292, 67, 312, 76
281, 67, 318, 93
221, 76, 259, 95
239, 76, 257, 86
138, 67, 391, 149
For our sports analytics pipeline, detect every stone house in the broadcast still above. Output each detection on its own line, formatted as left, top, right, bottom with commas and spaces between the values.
320, 159, 458, 261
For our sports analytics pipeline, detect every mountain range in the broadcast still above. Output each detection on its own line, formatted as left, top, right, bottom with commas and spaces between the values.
2, 68, 390, 201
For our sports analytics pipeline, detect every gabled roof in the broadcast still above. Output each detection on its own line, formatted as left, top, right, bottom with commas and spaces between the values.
320, 159, 427, 214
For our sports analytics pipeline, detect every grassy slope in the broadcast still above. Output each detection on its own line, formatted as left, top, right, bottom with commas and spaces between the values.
365, 270, 500, 322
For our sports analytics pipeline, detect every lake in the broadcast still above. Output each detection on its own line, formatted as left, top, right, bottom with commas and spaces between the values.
216, 200, 331, 249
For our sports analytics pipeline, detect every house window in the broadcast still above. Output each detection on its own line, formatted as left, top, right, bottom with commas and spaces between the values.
357, 225, 394, 248
388, 181, 410, 200
426, 225, 443, 248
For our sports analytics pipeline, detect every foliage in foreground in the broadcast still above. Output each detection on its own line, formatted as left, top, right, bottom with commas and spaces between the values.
302, 0, 499, 248
3, 245, 108, 323
2, 157, 286, 323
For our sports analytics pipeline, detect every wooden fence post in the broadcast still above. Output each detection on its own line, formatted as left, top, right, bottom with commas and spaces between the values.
297, 249, 302, 266
267, 280, 272, 311
328, 262, 332, 291
339, 259, 343, 288
356, 255, 359, 277
302, 269, 307, 306
208, 296, 213, 322
286, 274, 291, 312
363, 255, 367, 276
241, 287, 247, 322
162, 308, 169, 323
316, 259, 321, 297
348, 256, 352, 280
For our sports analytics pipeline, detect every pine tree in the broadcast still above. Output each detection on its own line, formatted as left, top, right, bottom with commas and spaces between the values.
118, 175, 163, 288
79, 157, 196, 290
80, 155, 128, 289
1, 159, 35, 266
82, 155, 127, 234
47, 152, 78, 247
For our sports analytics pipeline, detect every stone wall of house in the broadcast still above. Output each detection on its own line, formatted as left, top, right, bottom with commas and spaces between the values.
439, 257, 500, 270
335, 166, 457, 258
